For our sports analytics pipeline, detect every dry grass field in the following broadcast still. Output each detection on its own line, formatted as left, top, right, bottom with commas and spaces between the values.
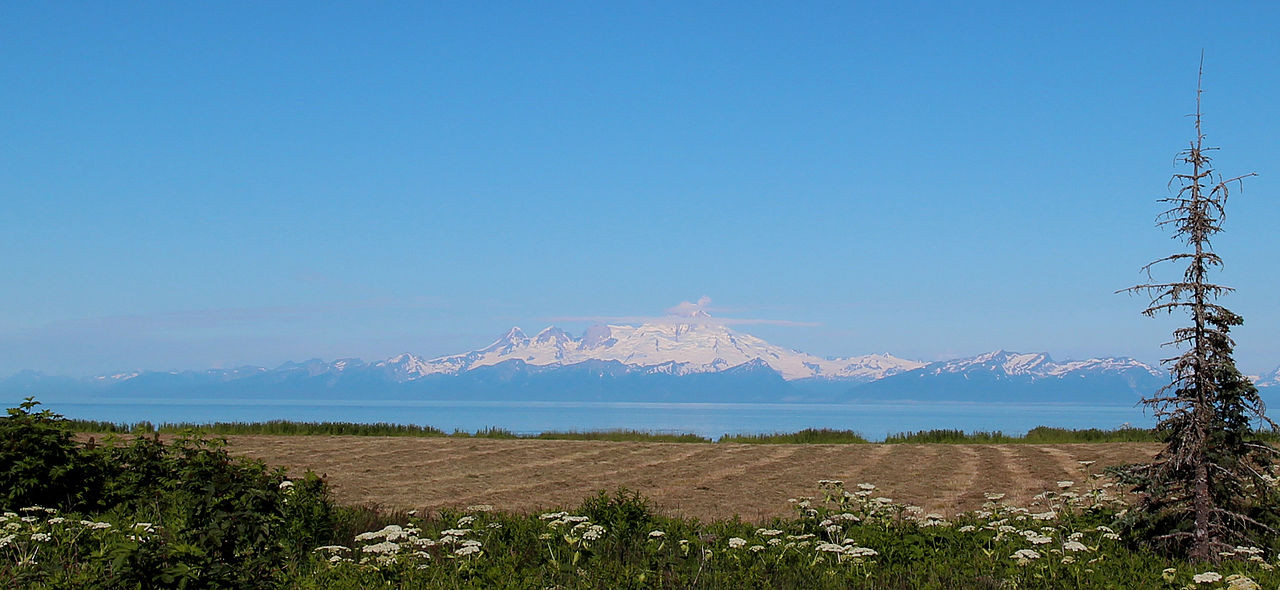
214, 436, 1160, 522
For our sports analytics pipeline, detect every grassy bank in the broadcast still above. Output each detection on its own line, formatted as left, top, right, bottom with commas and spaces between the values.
64, 418, 1186, 444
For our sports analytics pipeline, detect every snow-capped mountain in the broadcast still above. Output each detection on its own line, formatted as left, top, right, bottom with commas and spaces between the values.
374, 317, 924, 382
921, 350, 1161, 380
1256, 366, 1280, 388
852, 350, 1164, 403
10, 315, 1253, 405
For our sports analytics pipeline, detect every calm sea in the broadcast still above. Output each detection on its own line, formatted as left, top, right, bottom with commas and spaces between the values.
34, 397, 1154, 441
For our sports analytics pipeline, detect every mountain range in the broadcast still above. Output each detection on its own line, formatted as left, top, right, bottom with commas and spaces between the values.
4, 316, 1275, 405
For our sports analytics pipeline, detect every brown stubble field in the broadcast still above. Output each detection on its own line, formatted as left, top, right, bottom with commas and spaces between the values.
215, 436, 1161, 522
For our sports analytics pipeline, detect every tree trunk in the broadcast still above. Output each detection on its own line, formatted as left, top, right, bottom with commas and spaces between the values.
1191, 439, 1212, 560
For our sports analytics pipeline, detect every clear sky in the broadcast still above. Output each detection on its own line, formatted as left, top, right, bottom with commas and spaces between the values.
3, 2, 1278, 377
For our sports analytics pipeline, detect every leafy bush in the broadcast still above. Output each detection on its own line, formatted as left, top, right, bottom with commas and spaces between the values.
0, 398, 106, 512
578, 488, 654, 540
1, 399, 338, 589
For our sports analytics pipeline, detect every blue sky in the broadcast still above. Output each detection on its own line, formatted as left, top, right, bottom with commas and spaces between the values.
3, 2, 1279, 376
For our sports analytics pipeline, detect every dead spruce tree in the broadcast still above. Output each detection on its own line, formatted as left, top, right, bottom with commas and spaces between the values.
1120, 64, 1276, 561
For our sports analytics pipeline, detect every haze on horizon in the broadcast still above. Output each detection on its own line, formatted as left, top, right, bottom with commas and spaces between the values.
3, 3, 1278, 378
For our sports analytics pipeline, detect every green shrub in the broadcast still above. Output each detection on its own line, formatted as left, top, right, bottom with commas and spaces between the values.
1, 399, 339, 589
0, 398, 106, 512
92, 433, 338, 588
577, 487, 655, 542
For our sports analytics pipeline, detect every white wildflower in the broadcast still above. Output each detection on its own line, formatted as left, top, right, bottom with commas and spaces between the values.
648, 530, 665, 538
846, 546, 878, 557
314, 545, 350, 553
1225, 574, 1261, 590
454, 544, 481, 557
815, 542, 845, 553
728, 537, 747, 548
1011, 549, 1041, 561
1192, 572, 1222, 584
1057, 481, 1074, 489
361, 541, 400, 555
1062, 541, 1088, 552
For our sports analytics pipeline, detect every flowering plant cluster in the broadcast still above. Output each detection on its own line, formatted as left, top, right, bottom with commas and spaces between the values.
292, 464, 1280, 589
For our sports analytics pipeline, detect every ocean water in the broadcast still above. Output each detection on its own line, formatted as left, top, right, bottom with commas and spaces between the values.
34, 397, 1155, 441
